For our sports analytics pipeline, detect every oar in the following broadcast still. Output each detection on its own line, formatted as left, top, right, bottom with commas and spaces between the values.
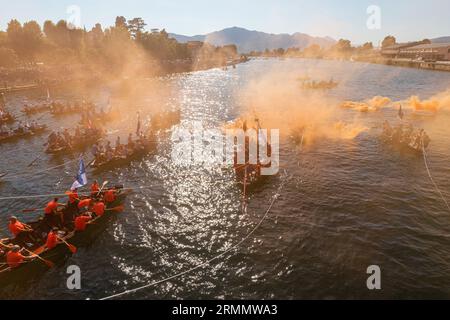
23, 248, 54, 268
105, 205, 124, 212
22, 208, 41, 213
96, 180, 109, 197
56, 236, 77, 253
27, 154, 41, 167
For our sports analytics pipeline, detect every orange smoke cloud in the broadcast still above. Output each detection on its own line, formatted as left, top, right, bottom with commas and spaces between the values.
341, 96, 391, 112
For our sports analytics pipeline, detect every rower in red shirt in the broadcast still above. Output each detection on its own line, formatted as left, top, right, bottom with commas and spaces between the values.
90, 180, 100, 196
77, 198, 92, 210
92, 201, 105, 217
8, 216, 36, 247
66, 188, 79, 207
8, 216, 31, 237
44, 198, 64, 229
45, 227, 59, 250
104, 188, 116, 204
6, 245, 34, 269
45, 198, 63, 215
74, 213, 92, 231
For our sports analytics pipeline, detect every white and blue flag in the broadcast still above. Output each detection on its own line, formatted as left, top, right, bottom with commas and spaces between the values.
71, 158, 88, 190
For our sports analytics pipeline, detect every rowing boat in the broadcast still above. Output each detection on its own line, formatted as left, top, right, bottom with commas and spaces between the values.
21, 104, 52, 115
0, 125, 48, 144
0, 187, 130, 285
90, 141, 157, 172
45, 130, 105, 154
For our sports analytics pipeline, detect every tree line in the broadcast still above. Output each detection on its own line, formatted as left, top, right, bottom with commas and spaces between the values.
248, 35, 431, 59
0, 17, 238, 74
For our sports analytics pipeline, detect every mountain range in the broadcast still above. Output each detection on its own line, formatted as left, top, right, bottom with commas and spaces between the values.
431, 36, 450, 43
169, 27, 336, 53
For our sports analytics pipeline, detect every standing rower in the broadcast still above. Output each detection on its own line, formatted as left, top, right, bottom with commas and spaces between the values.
91, 180, 100, 196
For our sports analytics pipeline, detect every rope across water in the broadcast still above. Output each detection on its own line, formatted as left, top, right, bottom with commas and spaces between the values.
421, 139, 450, 212
99, 174, 290, 300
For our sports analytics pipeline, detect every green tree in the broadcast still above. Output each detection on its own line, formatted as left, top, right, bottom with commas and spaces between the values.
22, 21, 43, 59
127, 17, 146, 39
362, 42, 374, 50
115, 16, 127, 29
382, 35, 396, 48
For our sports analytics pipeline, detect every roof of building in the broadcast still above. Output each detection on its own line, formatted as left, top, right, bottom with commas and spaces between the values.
402, 43, 450, 50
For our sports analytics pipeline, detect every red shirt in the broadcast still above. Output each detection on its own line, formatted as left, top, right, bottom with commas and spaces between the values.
74, 216, 91, 231
93, 202, 105, 216
45, 200, 58, 215
7, 251, 24, 268
78, 198, 92, 209
8, 221, 25, 237
68, 191, 79, 204
104, 190, 115, 203
46, 231, 58, 249
91, 183, 100, 193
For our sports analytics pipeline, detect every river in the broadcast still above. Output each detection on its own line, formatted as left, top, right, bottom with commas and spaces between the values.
1, 58, 450, 299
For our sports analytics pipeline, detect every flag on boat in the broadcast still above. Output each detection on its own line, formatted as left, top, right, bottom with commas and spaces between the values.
71, 158, 87, 190
136, 112, 141, 135
398, 104, 404, 120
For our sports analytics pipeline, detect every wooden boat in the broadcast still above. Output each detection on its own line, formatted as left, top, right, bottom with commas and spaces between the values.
0, 125, 48, 144
90, 140, 157, 172
45, 134, 103, 154
45, 127, 105, 154
21, 103, 52, 115
233, 137, 273, 190
300, 80, 338, 90
0, 187, 130, 285
51, 105, 85, 116
380, 128, 429, 156
78, 110, 115, 127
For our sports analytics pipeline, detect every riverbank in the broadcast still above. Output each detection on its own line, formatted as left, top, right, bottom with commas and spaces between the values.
0, 55, 249, 95
353, 56, 450, 72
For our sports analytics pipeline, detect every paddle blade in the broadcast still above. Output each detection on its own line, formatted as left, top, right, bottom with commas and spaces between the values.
111, 205, 125, 212
43, 259, 54, 268
68, 244, 77, 253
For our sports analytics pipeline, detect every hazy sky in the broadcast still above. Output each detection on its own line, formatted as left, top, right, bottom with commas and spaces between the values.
1, 0, 449, 44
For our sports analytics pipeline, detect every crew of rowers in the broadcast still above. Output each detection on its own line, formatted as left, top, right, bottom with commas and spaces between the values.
50, 100, 95, 115
91, 132, 148, 163
79, 105, 109, 125
382, 121, 430, 150
47, 125, 103, 150
0, 120, 41, 137
0, 181, 119, 269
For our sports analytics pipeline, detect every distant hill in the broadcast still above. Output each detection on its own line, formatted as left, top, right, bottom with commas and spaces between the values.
432, 36, 450, 43
169, 27, 335, 53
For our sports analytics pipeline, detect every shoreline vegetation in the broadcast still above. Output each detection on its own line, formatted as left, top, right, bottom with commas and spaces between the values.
247, 36, 450, 72
0, 17, 248, 92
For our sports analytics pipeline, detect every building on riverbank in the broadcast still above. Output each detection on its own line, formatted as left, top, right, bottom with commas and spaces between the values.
398, 43, 450, 61
380, 41, 429, 59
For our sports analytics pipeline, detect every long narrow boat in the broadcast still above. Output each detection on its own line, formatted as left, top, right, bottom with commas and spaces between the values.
21, 103, 52, 115
0, 186, 130, 285
45, 129, 105, 155
0, 125, 48, 144
90, 140, 157, 172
